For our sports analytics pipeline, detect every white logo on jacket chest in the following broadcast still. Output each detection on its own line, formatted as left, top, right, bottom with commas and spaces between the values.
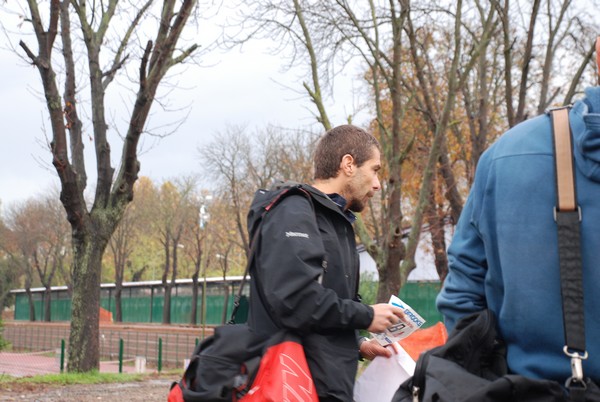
285, 231, 309, 238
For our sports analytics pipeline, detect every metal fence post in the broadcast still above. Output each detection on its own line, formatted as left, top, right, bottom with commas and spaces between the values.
60, 339, 65, 373
119, 338, 123, 373
158, 337, 163, 373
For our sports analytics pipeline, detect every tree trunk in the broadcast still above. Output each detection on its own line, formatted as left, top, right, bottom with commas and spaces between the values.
163, 284, 172, 324
425, 192, 448, 282
201, 276, 207, 328
114, 285, 122, 323
377, 254, 401, 302
438, 138, 463, 224
67, 240, 103, 372
190, 273, 199, 325
221, 282, 230, 325
375, 2, 409, 303
44, 286, 52, 322
431, 228, 448, 282
26, 288, 36, 322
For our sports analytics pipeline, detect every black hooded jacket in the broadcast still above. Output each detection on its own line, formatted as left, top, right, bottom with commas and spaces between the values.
246, 183, 374, 401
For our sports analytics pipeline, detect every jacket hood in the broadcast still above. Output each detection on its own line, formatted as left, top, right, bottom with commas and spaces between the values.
573, 86, 600, 182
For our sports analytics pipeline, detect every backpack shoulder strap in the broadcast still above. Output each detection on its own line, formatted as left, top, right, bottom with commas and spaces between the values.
550, 107, 577, 213
549, 107, 588, 391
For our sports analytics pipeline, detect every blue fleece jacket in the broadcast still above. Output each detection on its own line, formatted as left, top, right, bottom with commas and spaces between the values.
437, 87, 600, 383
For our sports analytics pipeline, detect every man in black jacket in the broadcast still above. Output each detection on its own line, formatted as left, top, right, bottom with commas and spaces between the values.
247, 124, 404, 401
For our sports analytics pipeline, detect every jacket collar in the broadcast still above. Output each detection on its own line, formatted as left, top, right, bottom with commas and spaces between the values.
303, 184, 356, 223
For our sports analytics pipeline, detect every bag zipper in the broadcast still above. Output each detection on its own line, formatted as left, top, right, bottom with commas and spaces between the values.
411, 349, 431, 401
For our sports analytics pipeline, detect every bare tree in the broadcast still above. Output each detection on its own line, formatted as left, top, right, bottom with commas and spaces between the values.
0, 211, 23, 312
216, 243, 233, 325
200, 124, 317, 261
0, 216, 21, 309
200, 126, 253, 254
107, 201, 139, 322
247, 125, 317, 186
3, 196, 69, 321
397, 0, 497, 283
2, 220, 36, 321
16, 1, 199, 371
34, 196, 70, 321
181, 189, 212, 325
225, 1, 337, 130
155, 179, 197, 324
494, 0, 598, 127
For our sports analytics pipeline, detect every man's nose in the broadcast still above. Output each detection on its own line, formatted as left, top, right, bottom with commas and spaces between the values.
373, 175, 381, 191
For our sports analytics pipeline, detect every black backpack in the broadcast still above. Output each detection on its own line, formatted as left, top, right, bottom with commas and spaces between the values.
169, 324, 266, 402
392, 310, 600, 402
246, 181, 312, 244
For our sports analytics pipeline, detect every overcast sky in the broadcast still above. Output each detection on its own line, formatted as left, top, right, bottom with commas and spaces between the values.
0, 5, 367, 213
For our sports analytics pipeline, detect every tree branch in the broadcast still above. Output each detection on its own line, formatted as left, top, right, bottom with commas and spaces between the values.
102, 0, 153, 89
172, 44, 200, 66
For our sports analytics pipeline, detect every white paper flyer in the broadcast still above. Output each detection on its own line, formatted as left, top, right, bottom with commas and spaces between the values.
370, 295, 426, 346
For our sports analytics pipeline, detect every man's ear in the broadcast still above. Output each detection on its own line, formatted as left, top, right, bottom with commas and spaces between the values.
340, 154, 355, 176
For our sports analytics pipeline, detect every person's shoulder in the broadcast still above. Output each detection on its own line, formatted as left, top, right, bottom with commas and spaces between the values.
486, 113, 553, 161
267, 185, 315, 213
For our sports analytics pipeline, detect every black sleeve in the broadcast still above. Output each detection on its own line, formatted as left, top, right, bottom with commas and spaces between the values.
255, 194, 373, 332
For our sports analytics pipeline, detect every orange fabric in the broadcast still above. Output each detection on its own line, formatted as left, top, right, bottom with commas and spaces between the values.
99, 307, 113, 323
243, 340, 319, 402
167, 382, 183, 402
398, 321, 448, 361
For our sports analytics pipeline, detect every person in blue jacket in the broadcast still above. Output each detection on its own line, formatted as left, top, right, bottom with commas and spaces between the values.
437, 87, 600, 384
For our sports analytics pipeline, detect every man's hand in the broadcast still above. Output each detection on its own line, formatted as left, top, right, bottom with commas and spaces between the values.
367, 303, 404, 333
360, 338, 393, 360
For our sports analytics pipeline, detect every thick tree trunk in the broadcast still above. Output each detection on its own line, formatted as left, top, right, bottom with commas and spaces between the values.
377, 255, 402, 303
67, 240, 103, 372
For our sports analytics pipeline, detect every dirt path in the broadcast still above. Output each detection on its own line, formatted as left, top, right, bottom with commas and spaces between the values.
0, 377, 178, 402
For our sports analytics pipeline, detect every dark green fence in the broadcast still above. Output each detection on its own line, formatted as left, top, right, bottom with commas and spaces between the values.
12, 278, 248, 325
12, 278, 439, 327
398, 281, 442, 327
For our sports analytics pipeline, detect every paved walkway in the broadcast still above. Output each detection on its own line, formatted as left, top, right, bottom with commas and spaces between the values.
0, 351, 149, 377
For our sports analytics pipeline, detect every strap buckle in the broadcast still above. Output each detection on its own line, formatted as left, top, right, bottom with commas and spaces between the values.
553, 206, 582, 222
545, 105, 572, 114
563, 346, 588, 386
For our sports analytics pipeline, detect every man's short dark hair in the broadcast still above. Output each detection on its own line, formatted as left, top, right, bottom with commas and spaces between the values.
313, 125, 381, 180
